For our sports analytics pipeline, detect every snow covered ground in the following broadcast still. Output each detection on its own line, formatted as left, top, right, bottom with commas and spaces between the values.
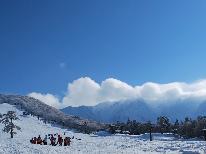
0, 103, 206, 154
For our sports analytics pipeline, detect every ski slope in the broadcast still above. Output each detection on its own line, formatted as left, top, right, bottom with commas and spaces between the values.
0, 103, 206, 154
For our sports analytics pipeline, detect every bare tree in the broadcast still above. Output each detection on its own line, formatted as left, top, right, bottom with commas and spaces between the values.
0, 111, 21, 138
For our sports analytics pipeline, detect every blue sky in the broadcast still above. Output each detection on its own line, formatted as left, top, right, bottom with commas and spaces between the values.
1, 0, 206, 96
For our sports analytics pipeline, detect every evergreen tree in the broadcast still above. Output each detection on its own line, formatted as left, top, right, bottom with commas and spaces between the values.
174, 119, 179, 127
0, 111, 21, 138
157, 116, 170, 134
195, 116, 206, 137
182, 117, 194, 138
108, 124, 116, 134
127, 118, 131, 125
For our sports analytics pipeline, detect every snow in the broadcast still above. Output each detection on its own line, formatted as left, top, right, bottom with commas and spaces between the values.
0, 103, 206, 154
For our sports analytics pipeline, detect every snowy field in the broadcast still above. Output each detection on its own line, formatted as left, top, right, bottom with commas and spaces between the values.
0, 103, 206, 154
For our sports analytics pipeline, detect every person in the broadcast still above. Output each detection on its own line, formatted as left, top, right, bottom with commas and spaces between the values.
37, 135, 42, 144
50, 135, 56, 146
30, 138, 34, 144
57, 135, 63, 146
33, 137, 37, 144
64, 137, 67, 146
67, 137, 71, 146
43, 135, 48, 145
64, 137, 71, 146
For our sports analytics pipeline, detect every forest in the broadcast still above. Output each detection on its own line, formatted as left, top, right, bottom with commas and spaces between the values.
108, 116, 206, 140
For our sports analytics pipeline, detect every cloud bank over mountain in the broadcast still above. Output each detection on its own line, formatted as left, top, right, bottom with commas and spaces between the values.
28, 77, 206, 108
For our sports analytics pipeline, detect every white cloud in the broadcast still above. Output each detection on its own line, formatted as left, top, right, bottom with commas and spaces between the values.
28, 92, 61, 108
98, 78, 138, 102
62, 77, 100, 107
28, 77, 206, 109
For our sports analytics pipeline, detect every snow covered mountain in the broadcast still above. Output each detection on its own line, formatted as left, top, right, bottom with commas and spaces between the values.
61, 99, 206, 123
61, 100, 158, 123
196, 102, 206, 116
0, 103, 205, 154
0, 94, 104, 132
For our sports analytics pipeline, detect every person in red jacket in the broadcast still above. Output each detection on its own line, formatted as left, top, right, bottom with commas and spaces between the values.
64, 137, 71, 146
37, 135, 42, 144
57, 135, 63, 146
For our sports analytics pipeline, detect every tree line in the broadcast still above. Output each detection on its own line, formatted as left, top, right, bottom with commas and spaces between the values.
108, 116, 206, 140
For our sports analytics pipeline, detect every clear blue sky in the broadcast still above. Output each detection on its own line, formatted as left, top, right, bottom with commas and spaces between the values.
1, 0, 206, 95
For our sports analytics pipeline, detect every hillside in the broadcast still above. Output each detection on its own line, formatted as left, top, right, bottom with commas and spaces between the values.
0, 103, 204, 154
0, 94, 104, 132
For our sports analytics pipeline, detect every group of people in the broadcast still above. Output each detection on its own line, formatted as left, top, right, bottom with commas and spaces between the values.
30, 134, 72, 146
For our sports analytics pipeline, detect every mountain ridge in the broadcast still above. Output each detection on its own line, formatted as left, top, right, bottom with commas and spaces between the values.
61, 99, 206, 123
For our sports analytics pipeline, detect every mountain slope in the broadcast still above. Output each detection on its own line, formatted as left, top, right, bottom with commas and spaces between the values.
62, 106, 95, 120
0, 103, 204, 154
62, 99, 205, 123
62, 100, 157, 123
157, 101, 200, 121
0, 94, 104, 131
195, 101, 206, 116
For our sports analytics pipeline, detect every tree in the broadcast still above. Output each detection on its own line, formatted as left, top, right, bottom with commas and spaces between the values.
108, 124, 116, 134
0, 111, 21, 138
171, 119, 179, 135
157, 116, 170, 134
127, 118, 131, 125
181, 117, 195, 138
